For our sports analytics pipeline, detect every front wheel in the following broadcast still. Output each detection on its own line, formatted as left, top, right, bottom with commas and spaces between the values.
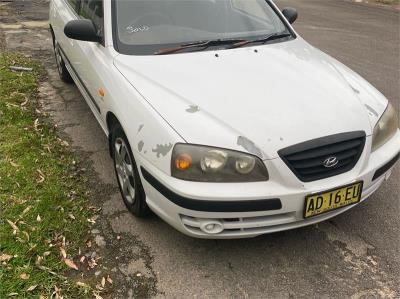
53, 39, 73, 84
112, 125, 149, 217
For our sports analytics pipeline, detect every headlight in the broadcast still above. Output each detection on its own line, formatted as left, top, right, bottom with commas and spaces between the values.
372, 103, 399, 152
171, 144, 269, 182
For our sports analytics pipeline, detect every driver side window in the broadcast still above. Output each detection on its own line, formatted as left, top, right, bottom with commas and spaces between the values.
79, 0, 104, 39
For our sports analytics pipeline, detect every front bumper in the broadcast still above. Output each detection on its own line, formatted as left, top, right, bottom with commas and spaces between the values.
139, 131, 400, 239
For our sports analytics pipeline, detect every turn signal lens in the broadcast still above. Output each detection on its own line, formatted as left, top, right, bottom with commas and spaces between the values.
175, 153, 192, 171
98, 88, 105, 97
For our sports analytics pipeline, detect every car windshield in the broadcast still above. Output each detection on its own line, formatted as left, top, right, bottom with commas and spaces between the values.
112, 0, 292, 55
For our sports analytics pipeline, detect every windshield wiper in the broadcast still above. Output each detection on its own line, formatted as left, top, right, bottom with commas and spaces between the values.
228, 33, 292, 49
154, 38, 247, 55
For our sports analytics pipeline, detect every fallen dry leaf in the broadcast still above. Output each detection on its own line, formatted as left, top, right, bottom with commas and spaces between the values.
44, 145, 52, 153
43, 251, 51, 257
36, 264, 62, 278
23, 231, 30, 242
16, 236, 25, 244
10, 160, 19, 168
36, 169, 45, 184
27, 285, 37, 292
36, 214, 42, 222
34, 119, 39, 131
80, 256, 86, 263
93, 293, 103, 299
20, 273, 30, 280
7, 293, 18, 297
20, 206, 32, 218
53, 286, 63, 299
101, 277, 105, 288
36, 255, 44, 265
68, 213, 76, 220
106, 275, 113, 284
20, 97, 29, 107
6, 219, 19, 232
60, 247, 67, 259
0, 254, 13, 262
6, 102, 19, 108
64, 259, 78, 271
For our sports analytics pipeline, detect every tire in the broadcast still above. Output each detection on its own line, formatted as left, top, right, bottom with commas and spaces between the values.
52, 36, 73, 84
111, 124, 149, 217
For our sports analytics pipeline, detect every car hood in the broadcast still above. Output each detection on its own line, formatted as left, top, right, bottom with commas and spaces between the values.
114, 38, 387, 159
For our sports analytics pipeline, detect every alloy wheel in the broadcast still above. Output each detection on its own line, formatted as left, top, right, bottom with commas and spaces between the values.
54, 44, 64, 77
114, 137, 136, 204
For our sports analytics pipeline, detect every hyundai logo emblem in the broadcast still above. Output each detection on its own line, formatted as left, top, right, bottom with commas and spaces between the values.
323, 156, 339, 168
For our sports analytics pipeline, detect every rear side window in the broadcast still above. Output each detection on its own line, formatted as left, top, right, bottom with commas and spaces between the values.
79, 0, 104, 37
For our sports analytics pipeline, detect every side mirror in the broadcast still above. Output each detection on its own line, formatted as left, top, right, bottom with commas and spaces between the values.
282, 7, 298, 24
64, 19, 100, 42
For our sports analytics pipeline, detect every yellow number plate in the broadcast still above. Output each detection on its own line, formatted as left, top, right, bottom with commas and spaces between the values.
304, 181, 363, 219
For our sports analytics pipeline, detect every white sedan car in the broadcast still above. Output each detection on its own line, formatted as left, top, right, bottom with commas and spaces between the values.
49, 0, 400, 238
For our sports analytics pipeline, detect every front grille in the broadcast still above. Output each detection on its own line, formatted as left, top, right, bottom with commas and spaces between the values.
279, 131, 366, 182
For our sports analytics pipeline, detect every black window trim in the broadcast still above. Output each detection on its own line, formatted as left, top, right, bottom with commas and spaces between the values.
78, 0, 106, 46
63, 0, 106, 46
110, 0, 297, 56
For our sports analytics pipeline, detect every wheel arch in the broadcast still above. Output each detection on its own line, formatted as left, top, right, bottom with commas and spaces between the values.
49, 24, 55, 42
106, 111, 121, 157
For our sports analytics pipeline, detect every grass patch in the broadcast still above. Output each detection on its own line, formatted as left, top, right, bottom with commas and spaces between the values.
0, 53, 95, 298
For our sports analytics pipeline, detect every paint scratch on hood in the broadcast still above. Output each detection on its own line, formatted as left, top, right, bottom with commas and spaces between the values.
237, 136, 264, 159
152, 143, 173, 158
364, 104, 379, 118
